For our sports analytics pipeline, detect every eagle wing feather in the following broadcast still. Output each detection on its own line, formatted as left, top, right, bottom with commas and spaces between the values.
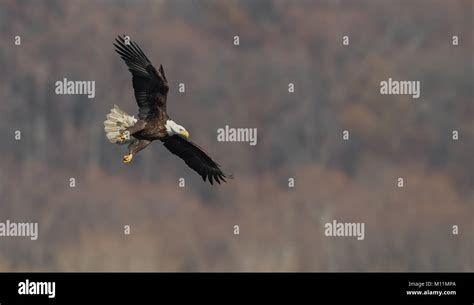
114, 35, 169, 119
163, 135, 232, 185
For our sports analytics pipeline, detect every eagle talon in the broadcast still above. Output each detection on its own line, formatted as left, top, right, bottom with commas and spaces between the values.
117, 132, 127, 143
122, 154, 133, 163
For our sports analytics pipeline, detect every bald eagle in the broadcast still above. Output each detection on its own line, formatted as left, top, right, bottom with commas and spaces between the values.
104, 35, 231, 185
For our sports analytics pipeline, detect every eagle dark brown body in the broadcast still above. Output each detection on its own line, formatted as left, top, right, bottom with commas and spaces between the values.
132, 113, 169, 141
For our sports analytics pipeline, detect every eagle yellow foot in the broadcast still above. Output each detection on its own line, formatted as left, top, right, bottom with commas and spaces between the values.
117, 132, 127, 143
122, 154, 133, 163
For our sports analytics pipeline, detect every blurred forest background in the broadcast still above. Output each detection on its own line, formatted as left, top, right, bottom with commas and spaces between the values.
0, 0, 472, 271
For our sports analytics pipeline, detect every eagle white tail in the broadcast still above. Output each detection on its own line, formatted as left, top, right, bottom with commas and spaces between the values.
104, 105, 138, 144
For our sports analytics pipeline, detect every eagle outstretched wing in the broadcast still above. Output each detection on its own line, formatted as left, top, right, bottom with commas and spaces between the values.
114, 35, 169, 119
163, 135, 232, 185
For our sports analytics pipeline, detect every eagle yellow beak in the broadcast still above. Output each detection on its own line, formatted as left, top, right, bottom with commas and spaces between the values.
180, 130, 190, 138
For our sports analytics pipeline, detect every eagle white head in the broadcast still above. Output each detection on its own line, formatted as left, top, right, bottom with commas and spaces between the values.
165, 120, 189, 138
